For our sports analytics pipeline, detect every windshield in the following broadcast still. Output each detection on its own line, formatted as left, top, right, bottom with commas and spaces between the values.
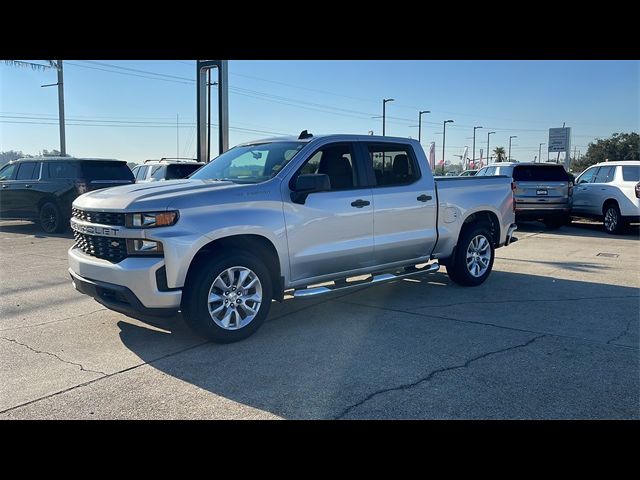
190, 142, 305, 183
513, 165, 568, 182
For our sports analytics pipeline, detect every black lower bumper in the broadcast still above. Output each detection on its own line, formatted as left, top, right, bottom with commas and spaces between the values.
515, 208, 570, 221
70, 272, 179, 317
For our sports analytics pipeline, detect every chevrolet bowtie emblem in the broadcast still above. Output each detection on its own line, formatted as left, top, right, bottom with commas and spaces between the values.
111, 241, 120, 247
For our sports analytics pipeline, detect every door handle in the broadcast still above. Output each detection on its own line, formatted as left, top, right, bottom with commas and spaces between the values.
351, 199, 370, 208
25, 184, 32, 188
1, 185, 8, 189
417, 194, 432, 202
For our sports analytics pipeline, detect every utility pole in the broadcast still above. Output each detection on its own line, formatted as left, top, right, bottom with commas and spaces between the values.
418, 110, 430, 143
509, 135, 517, 161
472, 126, 483, 171
56, 60, 66, 156
442, 120, 454, 175
487, 131, 495, 166
557, 121, 565, 164
539, 143, 545, 164
383, 98, 394, 136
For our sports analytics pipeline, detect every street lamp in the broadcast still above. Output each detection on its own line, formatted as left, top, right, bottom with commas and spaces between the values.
418, 110, 430, 143
442, 120, 454, 175
472, 126, 483, 170
382, 98, 394, 136
486, 131, 495, 166
508, 135, 518, 161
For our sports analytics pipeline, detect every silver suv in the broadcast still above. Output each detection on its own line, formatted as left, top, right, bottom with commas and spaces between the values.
131, 158, 204, 183
477, 162, 572, 228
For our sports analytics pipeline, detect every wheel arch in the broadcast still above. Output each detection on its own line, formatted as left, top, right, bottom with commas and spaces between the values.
602, 198, 619, 215
461, 209, 501, 246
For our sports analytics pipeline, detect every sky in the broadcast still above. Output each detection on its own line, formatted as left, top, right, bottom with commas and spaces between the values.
1, 60, 638, 165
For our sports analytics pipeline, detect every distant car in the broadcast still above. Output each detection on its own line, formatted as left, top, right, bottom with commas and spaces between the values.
131, 158, 204, 183
445, 171, 459, 176
0, 156, 134, 233
477, 162, 572, 228
459, 169, 478, 177
571, 161, 640, 234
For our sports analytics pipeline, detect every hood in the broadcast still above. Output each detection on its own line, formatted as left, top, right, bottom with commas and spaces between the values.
73, 179, 241, 212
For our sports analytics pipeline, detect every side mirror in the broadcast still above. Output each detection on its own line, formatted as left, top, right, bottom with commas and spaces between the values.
291, 173, 331, 204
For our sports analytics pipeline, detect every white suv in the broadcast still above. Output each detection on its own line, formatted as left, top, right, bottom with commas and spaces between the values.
131, 159, 204, 183
572, 161, 640, 234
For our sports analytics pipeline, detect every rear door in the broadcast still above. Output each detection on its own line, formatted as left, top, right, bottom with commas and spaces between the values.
573, 166, 597, 213
362, 142, 437, 265
513, 165, 569, 209
80, 161, 135, 190
589, 166, 616, 215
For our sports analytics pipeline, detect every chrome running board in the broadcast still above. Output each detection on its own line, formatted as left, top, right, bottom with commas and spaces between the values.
292, 262, 440, 298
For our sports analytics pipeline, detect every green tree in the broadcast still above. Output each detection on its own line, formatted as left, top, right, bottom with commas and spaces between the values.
0, 150, 30, 167
571, 132, 639, 172
493, 147, 507, 162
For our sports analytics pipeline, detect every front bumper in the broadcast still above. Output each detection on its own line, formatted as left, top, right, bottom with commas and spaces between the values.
68, 246, 181, 314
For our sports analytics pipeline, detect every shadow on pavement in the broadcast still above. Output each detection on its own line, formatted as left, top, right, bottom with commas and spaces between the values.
116, 270, 639, 419
516, 219, 640, 240
0, 220, 73, 239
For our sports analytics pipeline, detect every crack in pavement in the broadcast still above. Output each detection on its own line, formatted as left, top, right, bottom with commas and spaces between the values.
0, 336, 108, 376
607, 318, 635, 345
334, 334, 546, 419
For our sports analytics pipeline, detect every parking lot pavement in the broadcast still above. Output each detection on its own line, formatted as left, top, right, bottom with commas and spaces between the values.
0, 219, 638, 419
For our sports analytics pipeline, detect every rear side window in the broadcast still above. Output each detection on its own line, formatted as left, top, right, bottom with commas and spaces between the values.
48, 161, 79, 179
593, 166, 614, 183
166, 163, 202, 179
495, 166, 514, 176
135, 165, 149, 180
621, 166, 640, 182
480, 166, 497, 176
150, 165, 166, 180
513, 165, 568, 182
366, 143, 419, 187
81, 161, 135, 181
16, 162, 39, 180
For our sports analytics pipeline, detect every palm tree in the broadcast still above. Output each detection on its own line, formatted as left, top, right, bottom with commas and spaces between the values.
493, 147, 507, 162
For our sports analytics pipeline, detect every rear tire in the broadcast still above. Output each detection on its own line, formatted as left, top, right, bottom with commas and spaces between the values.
446, 223, 495, 287
603, 203, 624, 235
182, 249, 273, 343
39, 202, 65, 234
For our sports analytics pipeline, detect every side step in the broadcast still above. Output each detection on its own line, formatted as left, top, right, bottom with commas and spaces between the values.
292, 262, 440, 298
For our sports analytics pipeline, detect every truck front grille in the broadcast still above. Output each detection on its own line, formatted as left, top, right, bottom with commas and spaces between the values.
72, 208, 125, 226
73, 232, 128, 263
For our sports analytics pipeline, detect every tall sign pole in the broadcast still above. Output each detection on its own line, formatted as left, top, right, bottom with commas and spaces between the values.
57, 60, 66, 156
197, 60, 229, 163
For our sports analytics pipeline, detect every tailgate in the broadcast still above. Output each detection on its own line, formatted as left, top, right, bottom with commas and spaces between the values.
515, 181, 568, 204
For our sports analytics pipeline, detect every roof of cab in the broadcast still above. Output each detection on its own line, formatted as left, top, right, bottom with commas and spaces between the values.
12, 156, 126, 163
236, 133, 420, 147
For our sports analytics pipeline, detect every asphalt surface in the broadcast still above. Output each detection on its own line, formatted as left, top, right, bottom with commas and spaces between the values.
0, 219, 638, 419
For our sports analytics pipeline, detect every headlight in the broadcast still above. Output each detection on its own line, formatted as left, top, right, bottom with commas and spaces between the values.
126, 239, 163, 255
126, 211, 178, 228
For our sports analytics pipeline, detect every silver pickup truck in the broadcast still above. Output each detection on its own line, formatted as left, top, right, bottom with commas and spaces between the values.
68, 133, 517, 342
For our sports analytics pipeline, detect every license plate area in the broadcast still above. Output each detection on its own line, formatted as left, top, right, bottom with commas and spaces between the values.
536, 189, 548, 195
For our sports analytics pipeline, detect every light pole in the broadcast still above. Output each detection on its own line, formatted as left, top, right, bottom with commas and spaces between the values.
486, 131, 495, 166
539, 143, 545, 163
472, 126, 483, 170
382, 98, 394, 136
442, 120, 454, 175
508, 135, 517, 161
418, 110, 430, 143
40, 60, 66, 155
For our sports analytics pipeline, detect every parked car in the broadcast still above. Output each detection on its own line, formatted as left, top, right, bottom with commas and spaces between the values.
477, 162, 572, 228
571, 161, 640, 234
0, 157, 135, 233
131, 158, 204, 183
68, 133, 517, 343
459, 169, 478, 177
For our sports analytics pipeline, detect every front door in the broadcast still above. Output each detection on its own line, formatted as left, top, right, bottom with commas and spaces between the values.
572, 166, 597, 214
282, 142, 374, 283
0, 163, 19, 217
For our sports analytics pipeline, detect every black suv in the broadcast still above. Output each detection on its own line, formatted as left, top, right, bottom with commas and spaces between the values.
0, 157, 135, 233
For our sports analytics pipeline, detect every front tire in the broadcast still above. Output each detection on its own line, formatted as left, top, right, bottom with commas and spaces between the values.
39, 202, 65, 233
603, 204, 625, 234
182, 250, 273, 343
446, 223, 495, 287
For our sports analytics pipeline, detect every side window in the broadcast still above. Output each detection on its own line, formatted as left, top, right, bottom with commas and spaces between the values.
593, 166, 614, 184
366, 143, 419, 187
293, 143, 356, 191
136, 166, 149, 180
16, 162, 39, 180
577, 167, 596, 184
48, 161, 78, 179
483, 166, 497, 176
622, 166, 640, 182
0, 163, 17, 180
151, 165, 166, 180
